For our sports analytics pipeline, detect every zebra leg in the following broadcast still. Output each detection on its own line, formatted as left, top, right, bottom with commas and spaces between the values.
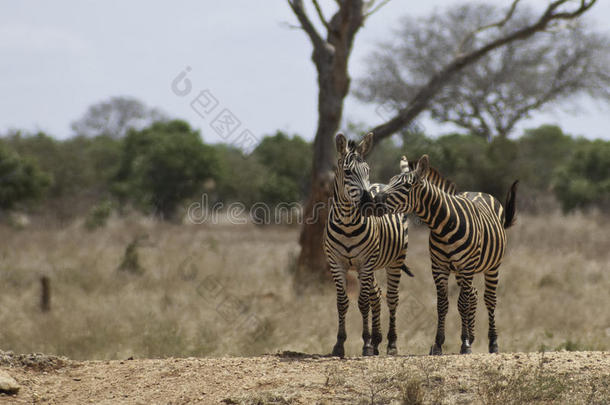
385, 265, 402, 355
358, 270, 375, 356
484, 268, 500, 354
457, 274, 475, 354
330, 263, 348, 358
369, 278, 382, 355
468, 286, 478, 345
430, 269, 449, 355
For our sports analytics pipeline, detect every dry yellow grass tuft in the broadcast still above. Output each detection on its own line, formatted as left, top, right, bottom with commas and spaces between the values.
0, 211, 608, 360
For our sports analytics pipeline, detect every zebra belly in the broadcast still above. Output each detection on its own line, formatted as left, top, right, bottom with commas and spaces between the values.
331, 241, 403, 271
326, 232, 407, 272
429, 223, 505, 274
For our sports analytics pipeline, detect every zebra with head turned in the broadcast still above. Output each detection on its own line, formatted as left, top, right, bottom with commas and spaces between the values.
369, 154, 518, 355
325, 132, 413, 358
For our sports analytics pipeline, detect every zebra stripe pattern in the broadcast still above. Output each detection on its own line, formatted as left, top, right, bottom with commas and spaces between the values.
371, 154, 518, 355
324, 133, 411, 357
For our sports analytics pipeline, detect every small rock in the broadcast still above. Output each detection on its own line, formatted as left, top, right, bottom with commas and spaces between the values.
0, 370, 20, 394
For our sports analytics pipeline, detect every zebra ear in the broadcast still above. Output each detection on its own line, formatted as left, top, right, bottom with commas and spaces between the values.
400, 156, 410, 173
335, 133, 347, 156
415, 155, 430, 180
356, 132, 374, 157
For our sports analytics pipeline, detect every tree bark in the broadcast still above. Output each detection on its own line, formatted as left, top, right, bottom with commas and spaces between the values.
288, 0, 364, 287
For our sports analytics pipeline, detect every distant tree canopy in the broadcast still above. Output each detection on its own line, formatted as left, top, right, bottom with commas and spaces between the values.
71, 96, 167, 139
113, 120, 219, 219
252, 132, 312, 205
553, 139, 610, 212
3, 131, 121, 199
0, 142, 50, 210
356, 3, 610, 140
517, 125, 574, 191
212, 132, 312, 207
367, 124, 609, 213
1, 123, 608, 221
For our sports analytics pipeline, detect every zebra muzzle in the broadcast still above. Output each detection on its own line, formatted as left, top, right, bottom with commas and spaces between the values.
372, 194, 389, 217
359, 190, 376, 217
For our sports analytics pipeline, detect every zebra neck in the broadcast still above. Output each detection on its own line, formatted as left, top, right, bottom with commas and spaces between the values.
413, 180, 453, 233
331, 184, 363, 225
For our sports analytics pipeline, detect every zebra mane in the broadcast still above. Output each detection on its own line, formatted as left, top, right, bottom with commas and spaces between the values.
407, 161, 457, 195
347, 140, 357, 151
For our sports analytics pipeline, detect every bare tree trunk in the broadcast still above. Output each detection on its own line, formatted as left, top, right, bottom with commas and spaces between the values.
288, 0, 363, 287
296, 90, 343, 284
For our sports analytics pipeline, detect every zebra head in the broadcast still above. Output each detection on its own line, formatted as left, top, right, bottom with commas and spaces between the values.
334, 132, 375, 213
372, 154, 430, 215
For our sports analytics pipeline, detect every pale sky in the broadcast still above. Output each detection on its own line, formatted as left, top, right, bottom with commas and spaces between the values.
1, 0, 609, 143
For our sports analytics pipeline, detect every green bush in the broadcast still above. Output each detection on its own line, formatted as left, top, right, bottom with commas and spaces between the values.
212, 144, 267, 206
3, 131, 122, 201
252, 131, 312, 204
84, 200, 113, 230
553, 139, 610, 212
113, 120, 220, 219
517, 125, 574, 190
0, 143, 50, 211
212, 132, 312, 207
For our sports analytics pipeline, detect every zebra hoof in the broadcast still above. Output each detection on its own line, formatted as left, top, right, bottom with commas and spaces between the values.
373, 347, 380, 355
460, 342, 472, 354
489, 342, 499, 354
429, 344, 442, 355
332, 344, 345, 358
387, 345, 398, 356
362, 345, 375, 356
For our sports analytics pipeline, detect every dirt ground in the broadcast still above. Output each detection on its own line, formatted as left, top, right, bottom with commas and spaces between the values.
0, 350, 608, 404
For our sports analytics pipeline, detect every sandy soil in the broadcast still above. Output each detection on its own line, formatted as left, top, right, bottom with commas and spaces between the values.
0, 350, 608, 404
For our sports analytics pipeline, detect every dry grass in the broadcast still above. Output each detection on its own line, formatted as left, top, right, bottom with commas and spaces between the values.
0, 211, 608, 360
213, 352, 609, 405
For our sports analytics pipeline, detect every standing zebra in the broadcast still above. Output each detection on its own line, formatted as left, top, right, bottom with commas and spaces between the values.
370, 155, 518, 355
325, 132, 412, 357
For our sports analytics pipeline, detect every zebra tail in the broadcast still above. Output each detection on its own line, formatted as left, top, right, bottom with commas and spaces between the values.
400, 263, 414, 277
503, 180, 519, 229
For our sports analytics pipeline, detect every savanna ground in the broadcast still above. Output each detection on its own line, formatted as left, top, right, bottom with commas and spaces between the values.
0, 211, 609, 403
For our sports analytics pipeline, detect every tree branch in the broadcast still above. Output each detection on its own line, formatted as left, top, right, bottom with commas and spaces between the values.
287, 0, 327, 53
456, 0, 521, 54
364, 0, 392, 18
311, 0, 330, 30
370, 0, 597, 143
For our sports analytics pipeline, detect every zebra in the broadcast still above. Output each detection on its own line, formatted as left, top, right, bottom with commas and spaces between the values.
369, 154, 518, 355
325, 132, 412, 357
